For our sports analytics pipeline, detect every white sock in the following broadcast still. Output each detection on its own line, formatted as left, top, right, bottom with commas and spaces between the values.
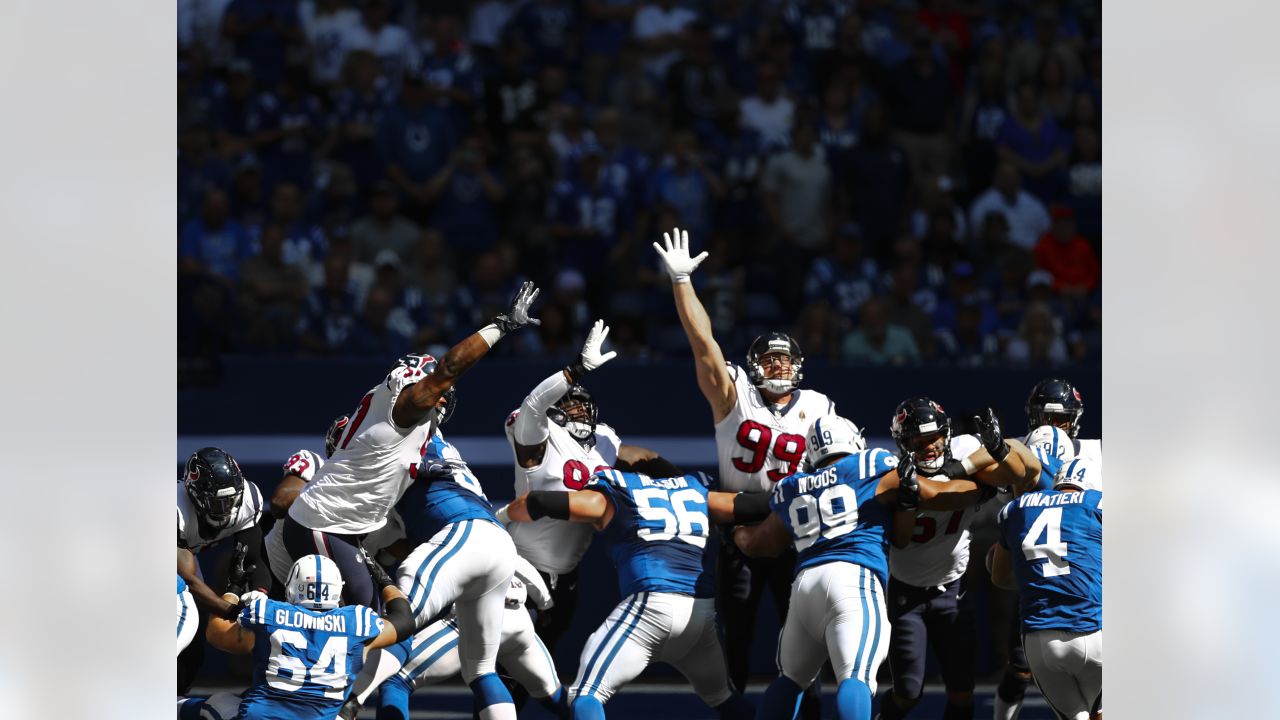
993, 696, 1022, 720
477, 702, 517, 720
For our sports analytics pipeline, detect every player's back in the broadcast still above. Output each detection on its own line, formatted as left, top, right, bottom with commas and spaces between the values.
997, 489, 1102, 634
889, 434, 985, 587
397, 430, 497, 545
586, 469, 714, 597
769, 447, 896, 588
239, 596, 384, 713
713, 363, 836, 493
292, 362, 439, 534
504, 411, 621, 574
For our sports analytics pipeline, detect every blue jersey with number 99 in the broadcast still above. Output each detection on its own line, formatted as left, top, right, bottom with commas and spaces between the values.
586, 469, 714, 598
769, 448, 896, 587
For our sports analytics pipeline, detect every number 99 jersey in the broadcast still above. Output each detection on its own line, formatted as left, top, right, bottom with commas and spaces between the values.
714, 364, 836, 493
503, 410, 621, 575
769, 448, 896, 588
585, 470, 715, 598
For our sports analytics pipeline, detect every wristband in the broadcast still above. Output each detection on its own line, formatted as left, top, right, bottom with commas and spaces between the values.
494, 505, 511, 526
672, 273, 691, 284
990, 440, 1010, 462
478, 323, 503, 347
961, 455, 978, 475
564, 359, 588, 384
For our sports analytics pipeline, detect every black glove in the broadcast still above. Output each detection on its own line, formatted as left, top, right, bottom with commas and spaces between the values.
424, 460, 457, 481
225, 542, 256, 598
363, 547, 396, 592
492, 281, 541, 334
973, 408, 1010, 462
896, 456, 921, 511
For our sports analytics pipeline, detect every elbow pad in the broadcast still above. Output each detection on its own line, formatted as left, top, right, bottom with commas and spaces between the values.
527, 491, 571, 521
383, 597, 415, 641
732, 492, 772, 523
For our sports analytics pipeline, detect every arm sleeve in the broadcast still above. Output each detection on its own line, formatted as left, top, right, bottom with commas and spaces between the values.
732, 492, 773, 523
526, 491, 572, 520
380, 598, 413, 642
512, 369, 572, 446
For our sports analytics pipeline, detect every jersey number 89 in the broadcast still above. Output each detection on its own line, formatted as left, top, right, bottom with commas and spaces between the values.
788, 484, 858, 551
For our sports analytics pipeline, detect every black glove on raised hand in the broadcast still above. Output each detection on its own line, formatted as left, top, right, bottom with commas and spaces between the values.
225, 542, 256, 598
896, 456, 921, 511
492, 281, 541, 335
973, 408, 1010, 462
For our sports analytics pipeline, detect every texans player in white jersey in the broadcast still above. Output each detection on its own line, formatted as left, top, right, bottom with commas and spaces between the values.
265, 414, 408, 590
340, 554, 566, 719
990, 460, 1102, 720
994, 377, 1102, 720
499, 467, 772, 720
177, 447, 271, 693
282, 282, 540, 611
654, 228, 837, 711
504, 319, 668, 659
733, 415, 1001, 720
876, 400, 1041, 720
206, 554, 416, 720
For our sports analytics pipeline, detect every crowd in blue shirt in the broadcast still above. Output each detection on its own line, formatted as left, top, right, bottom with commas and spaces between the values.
178, 0, 1101, 370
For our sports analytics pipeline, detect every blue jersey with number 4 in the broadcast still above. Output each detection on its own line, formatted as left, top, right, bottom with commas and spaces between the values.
587, 470, 714, 598
770, 448, 896, 587
398, 432, 498, 544
237, 596, 383, 716
997, 489, 1102, 634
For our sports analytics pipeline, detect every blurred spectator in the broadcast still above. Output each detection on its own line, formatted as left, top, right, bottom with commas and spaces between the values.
511, 0, 580, 68
299, 0, 364, 88
967, 162, 1050, 251
350, 180, 423, 266
666, 21, 733, 129
958, 58, 1008, 193
548, 142, 633, 276
705, 0, 762, 92
700, 100, 766, 243
452, 249, 520, 330
781, 0, 847, 78
1034, 206, 1100, 296
842, 296, 922, 365
932, 262, 997, 335
297, 253, 361, 354
882, 262, 937, 360
330, 49, 387, 189
424, 136, 505, 268
247, 64, 324, 190
178, 0, 235, 63
1005, 301, 1068, 366
793, 301, 841, 362
221, 0, 304, 89
379, 74, 456, 214
633, 0, 698, 80
261, 182, 329, 284
401, 230, 459, 347
582, 0, 641, 102
593, 107, 653, 204
1007, 7, 1082, 90
887, 29, 953, 190
803, 224, 879, 318
739, 62, 795, 149
934, 295, 1001, 367
483, 38, 539, 147
213, 59, 257, 159
348, 0, 417, 87
418, 14, 481, 134
815, 80, 863, 191
1038, 53, 1073, 124
1066, 125, 1101, 244
180, 188, 255, 286
606, 41, 662, 151
996, 81, 1069, 202
845, 102, 910, 247
238, 223, 310, 352
343, 285, 413, 357
178, 124, 232, 226
178, 49, 223, 133
228, 154, 268, 226
552, 269, 592, 330
1068, 90, 1099, 134
910, 174, 967, 246
647, 130, 725, 246
761, 122, 833, 276
503, 146, 555, 253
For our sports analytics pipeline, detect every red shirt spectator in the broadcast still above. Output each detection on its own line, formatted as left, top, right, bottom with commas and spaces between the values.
1035, 206, 1099, 293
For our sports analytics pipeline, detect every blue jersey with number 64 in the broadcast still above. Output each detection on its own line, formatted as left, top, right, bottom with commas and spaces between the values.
997, 489, 1102, 634
586, 470, 714, 598
237, 596, 384, 716
770, 448, 897, 587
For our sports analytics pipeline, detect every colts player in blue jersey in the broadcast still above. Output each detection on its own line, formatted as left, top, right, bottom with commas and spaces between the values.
393, 427, 523, 720
178, 574, 198, 656
501, 466, 771, 720
990, 459, 1102, 720
733, 415, 1033, 720
205, 554, 415, 719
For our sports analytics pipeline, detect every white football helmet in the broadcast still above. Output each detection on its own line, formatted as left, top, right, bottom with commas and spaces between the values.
1025, 425, 1076, 463
286, 555, 344, 610
805, 415, 867, 467
1053, 457, 1102, 492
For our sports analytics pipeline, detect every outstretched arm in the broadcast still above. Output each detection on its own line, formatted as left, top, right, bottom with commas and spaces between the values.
615, 445, 683, 478
653, 228, 737, 423
503, 490, 616, 531
707, 490, 772, 524
733, 513, 791, 558
874, 461, 985, 511
178, 547, 237, 619
206, 592, 256, 653
394, 281, 541, 427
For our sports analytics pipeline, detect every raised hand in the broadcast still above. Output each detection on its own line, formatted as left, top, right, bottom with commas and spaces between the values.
652, 227, 709, 284
493, 281, 541, 334
896, 456, 921, 511
973, 408, 1009, 462
567, 319, 618, 382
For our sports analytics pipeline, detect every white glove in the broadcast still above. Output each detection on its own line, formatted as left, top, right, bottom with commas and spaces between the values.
513, 554, 554, 610
652, 227, 708, 284
566, 319, 618, 382
239, 590, 268, 606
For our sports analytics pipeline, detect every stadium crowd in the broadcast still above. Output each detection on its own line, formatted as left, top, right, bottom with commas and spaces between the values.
177, 0, 1101, 369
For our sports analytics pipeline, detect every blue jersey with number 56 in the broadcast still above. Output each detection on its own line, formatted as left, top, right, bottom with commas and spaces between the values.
238, 596, 384, 716
997, 489, 1102, 634
770, 448, 896, 587
586, 470, 714, 598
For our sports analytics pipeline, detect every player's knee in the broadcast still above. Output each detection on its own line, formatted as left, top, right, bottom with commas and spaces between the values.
572, 694, 606, 720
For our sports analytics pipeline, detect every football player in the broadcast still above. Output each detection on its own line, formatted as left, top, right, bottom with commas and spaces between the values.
177, 447, 271, 692
340, 554, 566, 719
206, 554, 416, 720
177, 574, 197, 656
499, 468, 774, 720
504, 319, 668, 656
281, 282, 540, 612
654, 227, 837, 709
876, 400, 1040, 720
1025, 378, 1100, 465
733, 415, 1020, 720
990, 461, 1102, 720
